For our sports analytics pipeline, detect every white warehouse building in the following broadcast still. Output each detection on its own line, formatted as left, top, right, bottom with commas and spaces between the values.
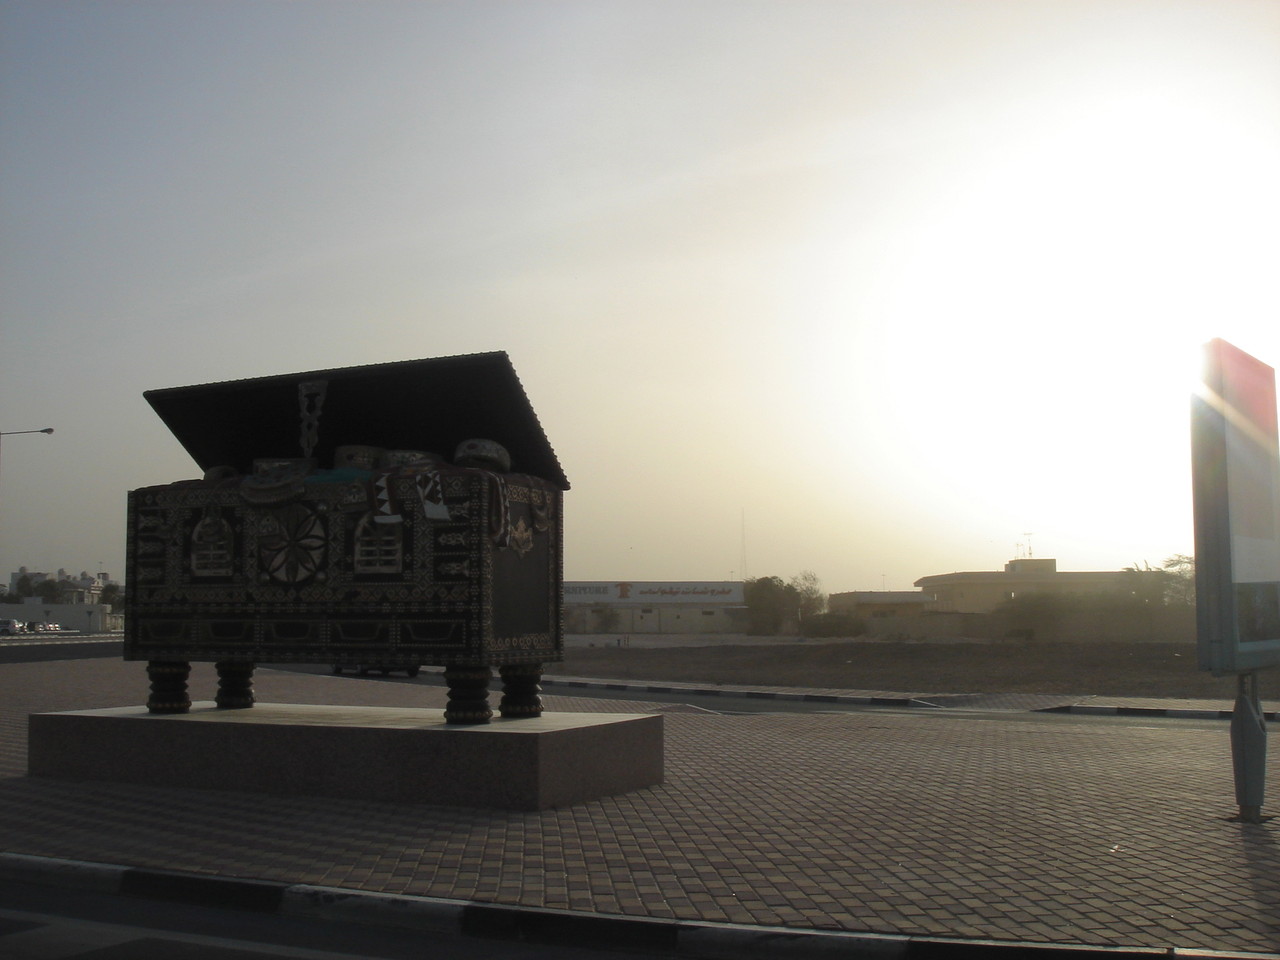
563, 581, 747, 635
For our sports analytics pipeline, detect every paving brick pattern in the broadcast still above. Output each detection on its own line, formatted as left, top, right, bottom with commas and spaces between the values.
1, 659, 1277, 953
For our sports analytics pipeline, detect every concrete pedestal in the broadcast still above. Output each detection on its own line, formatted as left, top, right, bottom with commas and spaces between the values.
28, 704, 663, 811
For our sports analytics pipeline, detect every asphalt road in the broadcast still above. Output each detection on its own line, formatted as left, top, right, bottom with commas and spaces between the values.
0, 634, 121, 663
0, 879, 675, 960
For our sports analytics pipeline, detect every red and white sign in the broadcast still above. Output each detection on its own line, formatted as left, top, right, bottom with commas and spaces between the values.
1193, 339, 1280, 674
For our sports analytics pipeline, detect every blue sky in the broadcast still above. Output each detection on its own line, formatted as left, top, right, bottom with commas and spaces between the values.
2, 0, 1279, 592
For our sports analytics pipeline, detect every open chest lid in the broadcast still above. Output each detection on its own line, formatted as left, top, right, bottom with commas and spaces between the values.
143, 351, 569, 490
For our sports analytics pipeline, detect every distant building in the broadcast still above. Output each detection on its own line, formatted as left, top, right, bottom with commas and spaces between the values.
563, 581, 746, 634
4, 566, 122, 632
7, 566, 118, 604
913, 558, 1143, 614
0, 599, 119, 633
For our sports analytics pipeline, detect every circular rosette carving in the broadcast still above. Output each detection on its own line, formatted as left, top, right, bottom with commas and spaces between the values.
258, 504, 326, 583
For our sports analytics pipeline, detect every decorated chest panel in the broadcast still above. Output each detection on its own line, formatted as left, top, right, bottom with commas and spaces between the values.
124, 466, 562, 667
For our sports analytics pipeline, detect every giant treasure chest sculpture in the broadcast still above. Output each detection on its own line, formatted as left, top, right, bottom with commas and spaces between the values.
124, 352, 568, 724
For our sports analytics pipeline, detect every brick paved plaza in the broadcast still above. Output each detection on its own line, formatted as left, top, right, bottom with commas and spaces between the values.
1, 657, 1277, 954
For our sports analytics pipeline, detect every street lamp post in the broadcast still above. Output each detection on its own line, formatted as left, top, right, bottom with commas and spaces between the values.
0, 427, 55, 492
0, 428, 55, 439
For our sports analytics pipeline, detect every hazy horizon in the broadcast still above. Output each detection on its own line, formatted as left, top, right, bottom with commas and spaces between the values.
2, 1, 1278, 594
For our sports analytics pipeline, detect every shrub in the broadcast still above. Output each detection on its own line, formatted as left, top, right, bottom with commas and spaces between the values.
800, 612, 866, 638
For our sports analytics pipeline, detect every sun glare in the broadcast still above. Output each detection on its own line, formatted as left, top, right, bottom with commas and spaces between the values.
880, 68, 1278, 421
782, 39, 1279, 574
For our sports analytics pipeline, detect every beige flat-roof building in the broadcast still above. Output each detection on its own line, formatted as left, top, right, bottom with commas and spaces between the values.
914, 558, 1139, 614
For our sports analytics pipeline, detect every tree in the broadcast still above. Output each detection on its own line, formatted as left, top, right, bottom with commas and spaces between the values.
800, 612, 866, 638
789, 569, 827, 622
744, 576, 800, 635
994, 592, 1074, 640
1122, 557, 1195, 607
99, 583, 124, 611
33, 579, 62, 603
1122, 561, 1169, 606
1162, 554, 1195, 606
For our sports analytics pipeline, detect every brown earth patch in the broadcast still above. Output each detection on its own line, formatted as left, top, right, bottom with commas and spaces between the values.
547, 638, 1264, 698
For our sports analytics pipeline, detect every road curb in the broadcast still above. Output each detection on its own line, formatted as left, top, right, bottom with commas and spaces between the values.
1043, 704, 1280, 722
0, 851, 126, 892
2, 854, 1276, 959
283, 883, 465, 930
540, 677, 1277, 720
540, 677, 924, 709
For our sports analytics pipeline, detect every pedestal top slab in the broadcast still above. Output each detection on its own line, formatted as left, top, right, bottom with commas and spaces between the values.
39, 703, 650, 735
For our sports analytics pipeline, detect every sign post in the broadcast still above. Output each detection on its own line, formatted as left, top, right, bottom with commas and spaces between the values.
1231, 671, 1267, 822
1191, 339, 1280, 822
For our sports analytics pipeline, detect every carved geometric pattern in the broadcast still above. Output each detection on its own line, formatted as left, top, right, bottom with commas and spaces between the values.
258, 504, 326, 583
124, 468, 563, 669
354, 512, 403, 574
190, 510, 234, 577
